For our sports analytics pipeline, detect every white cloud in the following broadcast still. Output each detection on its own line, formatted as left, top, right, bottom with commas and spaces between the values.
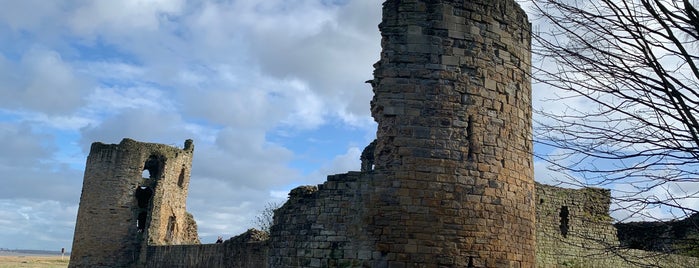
0, 0, 65, 32
85, 86, 174, 112
193, 128, 298, 190
186, 178, 286, 243
170, 0, 381, 128
0, 0, 381, 252
68, 0, 185, 36
0, 49, 92, 114
610, 178, 699, 222
301, 146, 362, 186
80, 61, 147, 82
242, 0, 381, 125
534, 160, 571, 187
179, 71, 329, 130
79, 108, 196, 150
0, 123, 52, 166
23, 113, 93, 131
279, 80, 326, 129
0, 123, 82, 250
0, 200, 77, 251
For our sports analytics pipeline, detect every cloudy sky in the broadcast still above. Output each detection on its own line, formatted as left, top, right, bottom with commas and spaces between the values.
0, 0, 385, 251
0, 0, 691, 252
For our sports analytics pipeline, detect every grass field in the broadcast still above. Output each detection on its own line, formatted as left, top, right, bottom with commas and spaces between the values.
0, 256, 68, 268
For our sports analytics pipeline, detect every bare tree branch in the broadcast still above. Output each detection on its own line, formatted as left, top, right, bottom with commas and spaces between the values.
528, 0, 699, 259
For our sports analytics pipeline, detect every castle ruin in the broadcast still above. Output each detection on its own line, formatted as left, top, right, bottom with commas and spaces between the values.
69, 139, 199, 267
69, 0, 698, 267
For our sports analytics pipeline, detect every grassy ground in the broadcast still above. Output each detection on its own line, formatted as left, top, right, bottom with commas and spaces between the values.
0, 256, 68, 268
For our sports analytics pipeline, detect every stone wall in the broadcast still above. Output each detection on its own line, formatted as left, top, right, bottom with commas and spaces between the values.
535, 183, 699, 268
138, 175, 698, 268
70, 0, 536, 267
268, 172, 375, 267
616, 213, 699, 256
68, 1, 699, 267
536, 183, 620, 267
142, 229, 268, 268
144, 244, 225, 268
69, 139, 199, 268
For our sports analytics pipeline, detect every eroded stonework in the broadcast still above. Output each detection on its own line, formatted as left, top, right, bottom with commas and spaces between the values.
69, 139, 199, 268
69, 0, 698, 267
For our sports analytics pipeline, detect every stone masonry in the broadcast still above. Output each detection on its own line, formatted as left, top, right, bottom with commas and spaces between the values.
68, 0, 699, 267
268, 0, 534, 266
368, 0, 534, 265
69, 139, 199, 268
536, 183, 619, 267
535, 183, 697, 267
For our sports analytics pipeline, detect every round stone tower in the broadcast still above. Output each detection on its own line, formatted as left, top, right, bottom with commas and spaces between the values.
369, 0, 534, 266
69, 139, 198, 268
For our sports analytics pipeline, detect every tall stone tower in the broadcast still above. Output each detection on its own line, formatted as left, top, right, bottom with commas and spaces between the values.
69, 139, 199, 268
369, 0, 534, 266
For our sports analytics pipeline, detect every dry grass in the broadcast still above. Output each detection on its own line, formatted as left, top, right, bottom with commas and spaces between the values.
0, 256, 68, 268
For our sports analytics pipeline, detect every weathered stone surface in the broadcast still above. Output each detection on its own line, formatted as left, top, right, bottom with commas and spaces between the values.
368, 0, 535, 266
616, 213, 699, 256
69, 139, 198, 268
268, 0, 535, 267
535, 183, 699, 267
68, 0, 699, 267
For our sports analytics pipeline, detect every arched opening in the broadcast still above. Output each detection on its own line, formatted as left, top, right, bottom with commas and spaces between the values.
559, 206, 570, 238
143, 155, 164, 179
135, 186, 153, 232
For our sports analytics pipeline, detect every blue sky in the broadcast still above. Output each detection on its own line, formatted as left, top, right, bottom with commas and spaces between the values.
1, 0, 692, 252
0, 0, 382, 251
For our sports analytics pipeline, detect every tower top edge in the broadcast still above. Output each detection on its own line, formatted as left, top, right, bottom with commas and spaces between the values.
88, 138, 194, 155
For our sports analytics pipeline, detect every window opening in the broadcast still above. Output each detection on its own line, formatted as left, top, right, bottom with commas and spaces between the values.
177, 167, 186, 188
467, 116, 474, 161
166, 216, 176, 242
360, 140, 376, 172
137, 212, 147, 232
143, 155, 164, 179
559, 206, 569, 238
135, 186, 153, 233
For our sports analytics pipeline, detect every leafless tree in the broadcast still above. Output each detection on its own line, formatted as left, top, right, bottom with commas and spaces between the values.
253, 201, 282, 233
526, 0, 699, 257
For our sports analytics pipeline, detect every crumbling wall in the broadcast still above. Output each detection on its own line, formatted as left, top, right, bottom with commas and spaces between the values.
268, 172, 375, 267
69, 0, 699, 267
261, 0, 536, 267
533, 183, 699, 267
69, 139, 198, 268
535, 183, 620, 267
143, 140, 199, 246
616, 213, 699, 256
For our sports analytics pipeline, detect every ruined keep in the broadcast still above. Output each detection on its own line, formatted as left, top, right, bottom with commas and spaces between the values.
69, 139, 199, 268
68, 0, 699, 267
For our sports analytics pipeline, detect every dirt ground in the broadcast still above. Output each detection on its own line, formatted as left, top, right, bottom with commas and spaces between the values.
0, 256, 68, 268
